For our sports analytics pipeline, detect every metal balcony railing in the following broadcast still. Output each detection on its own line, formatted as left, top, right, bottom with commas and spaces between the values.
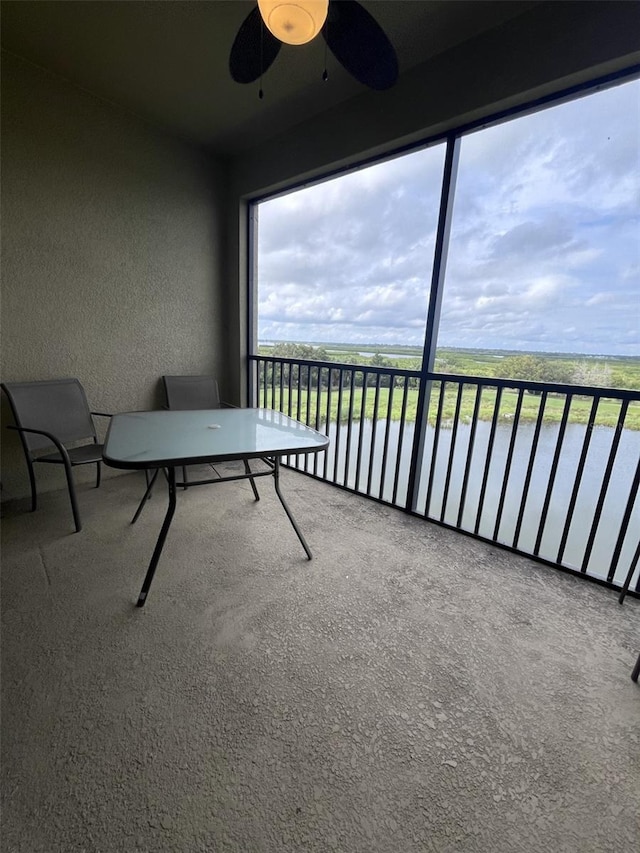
249, 355, 640, 599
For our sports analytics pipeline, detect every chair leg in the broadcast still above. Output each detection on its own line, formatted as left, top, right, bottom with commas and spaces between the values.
96, 460, 102, 489
244, 459, 260, 501
632, 652, 640, 683
183, 465, 188, 490
27, 459, 38, 512
63, 461, 82, 533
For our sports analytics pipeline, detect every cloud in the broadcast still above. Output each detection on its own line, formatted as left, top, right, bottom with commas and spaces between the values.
257, 77, 640, 356
586, 292, 616, 307
488, 218, 574, 258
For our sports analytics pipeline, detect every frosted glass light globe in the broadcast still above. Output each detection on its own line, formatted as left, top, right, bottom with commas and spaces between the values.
258, 0, 329, 46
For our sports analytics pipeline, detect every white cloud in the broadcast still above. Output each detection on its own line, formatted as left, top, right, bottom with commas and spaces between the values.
586, 292, 616, 307
257, 77, 640, 356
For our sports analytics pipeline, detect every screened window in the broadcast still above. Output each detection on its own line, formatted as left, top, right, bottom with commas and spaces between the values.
255, 143, 447, 364
438, 78, 639, 376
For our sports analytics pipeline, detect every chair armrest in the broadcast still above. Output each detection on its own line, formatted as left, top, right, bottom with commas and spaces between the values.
7, 425, 72, 463
90, 411, 112, 418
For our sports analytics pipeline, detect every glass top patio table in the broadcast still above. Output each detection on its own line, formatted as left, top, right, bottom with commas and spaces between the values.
103, 407, 329, 469
102, 408, 330, 607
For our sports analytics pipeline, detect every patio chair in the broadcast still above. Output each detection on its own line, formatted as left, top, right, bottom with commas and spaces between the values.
162, 375, 259, 498
163, 374, 222, 412
1, 378, 110, 533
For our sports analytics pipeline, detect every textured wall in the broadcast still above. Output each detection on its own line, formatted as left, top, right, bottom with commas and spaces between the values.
1, 53, 227, 500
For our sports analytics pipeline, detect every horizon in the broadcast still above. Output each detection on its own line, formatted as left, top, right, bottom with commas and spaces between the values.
257, 340, 639, 361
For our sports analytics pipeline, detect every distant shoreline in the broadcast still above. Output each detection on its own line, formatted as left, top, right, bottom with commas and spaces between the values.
258, 341, 640, 362
255, 342, 640, 399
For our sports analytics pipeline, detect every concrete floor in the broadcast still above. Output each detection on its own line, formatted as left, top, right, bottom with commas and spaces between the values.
1, 465, 639, 853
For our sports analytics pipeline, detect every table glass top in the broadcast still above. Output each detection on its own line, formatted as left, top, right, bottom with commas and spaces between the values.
103, 408, 329, 469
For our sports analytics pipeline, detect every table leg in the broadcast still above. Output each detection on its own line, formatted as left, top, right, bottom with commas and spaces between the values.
272, 457, 312, 560
131, 468, 160, 525
136, 467, 177, 607
244, 458, 260, 501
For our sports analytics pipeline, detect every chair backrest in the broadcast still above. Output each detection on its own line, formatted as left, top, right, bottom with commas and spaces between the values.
1, 379, 96, 453
162, 375, 221, 411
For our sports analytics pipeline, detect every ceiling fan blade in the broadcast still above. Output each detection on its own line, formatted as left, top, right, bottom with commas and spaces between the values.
323, 0, 398, 91
229, 6, 281, 84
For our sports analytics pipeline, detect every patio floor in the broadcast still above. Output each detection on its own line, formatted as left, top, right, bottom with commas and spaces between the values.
1, 465, 639, 852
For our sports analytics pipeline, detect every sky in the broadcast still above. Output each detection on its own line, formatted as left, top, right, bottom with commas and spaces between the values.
256, 77, 640, 356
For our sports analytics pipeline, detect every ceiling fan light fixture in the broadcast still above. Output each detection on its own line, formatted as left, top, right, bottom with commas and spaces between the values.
257, 0, 329, 46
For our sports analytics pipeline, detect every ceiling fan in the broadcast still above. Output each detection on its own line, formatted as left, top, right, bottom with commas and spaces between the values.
229, 0, 399, 92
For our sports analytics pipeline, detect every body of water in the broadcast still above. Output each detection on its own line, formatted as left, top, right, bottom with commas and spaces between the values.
331, 351, 420, 360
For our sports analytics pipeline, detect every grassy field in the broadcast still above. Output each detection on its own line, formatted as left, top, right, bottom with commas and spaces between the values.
434, 348, 640, 391
257, 344, 640, 429
258, 386, 640, 431
259, 343, 640, 391
258, 344, 640, 391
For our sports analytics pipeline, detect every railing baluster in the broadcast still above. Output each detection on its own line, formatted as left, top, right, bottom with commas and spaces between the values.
556, 396, 600, 563
249, 359, 257, 408
262, 360, 268, 407
293, 362, 304, 470
440, 382, 464, 523
474, 385, 503, 535
270, 360, 276, 410
366, 374, 382, 497
392, 376, 411, 506
314, 367, 323, 477
304, 364, 312, 473
355, 372, 368, 492
457, 383, 482, 528
533, 394, 573, 556
324, 369, 333, 480
581, 399, 630, 573
279, 360, 285, 412
379, 377, 395, 501
424, 381, 446, 518
332, 369, 345, 484
513, 391, 548, 549
493, 389, 525, 541
344, 370, 356, 488
306, 364, 312, 422
296, 363, 302, 422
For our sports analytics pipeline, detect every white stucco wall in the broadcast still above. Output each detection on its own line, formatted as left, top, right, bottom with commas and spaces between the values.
1, 53, 227, 500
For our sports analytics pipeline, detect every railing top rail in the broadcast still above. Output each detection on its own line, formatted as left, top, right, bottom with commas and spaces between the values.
249, 354, 421, 379
428, 371, 640, 401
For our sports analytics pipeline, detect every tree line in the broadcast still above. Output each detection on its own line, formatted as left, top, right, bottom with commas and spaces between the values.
257, 344, 629, 392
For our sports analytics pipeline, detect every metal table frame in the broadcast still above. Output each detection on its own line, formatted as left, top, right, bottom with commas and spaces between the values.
103, 408, 329, 606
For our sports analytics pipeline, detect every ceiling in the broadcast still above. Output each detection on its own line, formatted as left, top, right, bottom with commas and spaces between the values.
1, 1, 541, 154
